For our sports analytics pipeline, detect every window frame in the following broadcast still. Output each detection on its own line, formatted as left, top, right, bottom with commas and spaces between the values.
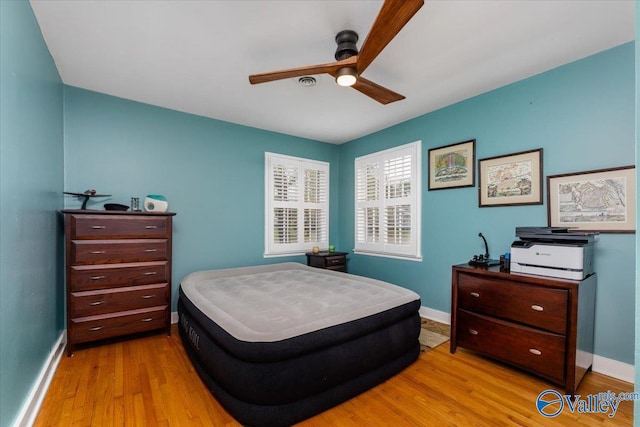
264, 152, 330, 257
354, 141, 422, 261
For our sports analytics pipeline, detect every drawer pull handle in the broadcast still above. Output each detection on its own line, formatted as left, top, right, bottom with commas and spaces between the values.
90, 250, 106, 254
144, 249, 158, 252
89, 301, 104, 306
142, 272, 157, 276
529, 348, 542, 356
90, 275, 106, 280
89, 326, 103, 331
141, 295, 155, 299
470, 292, 480, 298
91, 225, 106, 229
531, 304, 544, 312
145, 225, 158, 229
141, 317, 154, 322
468, 329, 479, 335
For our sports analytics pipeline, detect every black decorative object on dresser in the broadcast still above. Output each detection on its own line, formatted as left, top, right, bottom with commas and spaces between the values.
305, 251, 348, 272
450, 264, 596, 394
62, 209, 176, 356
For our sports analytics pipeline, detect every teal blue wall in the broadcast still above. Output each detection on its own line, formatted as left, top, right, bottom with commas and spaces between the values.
0, 1, 65, 426
63, 87, 340, 310
338, 43, 636, 365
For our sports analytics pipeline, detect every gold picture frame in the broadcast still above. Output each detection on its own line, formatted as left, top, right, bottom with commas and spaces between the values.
428, 139, 475, 190
547, 165, 636, 233
478, 148, 543, 207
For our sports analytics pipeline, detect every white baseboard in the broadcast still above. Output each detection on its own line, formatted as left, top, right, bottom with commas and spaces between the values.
13, 331, 66, 427
171, 311, 179, 324
418, 305, 633, 385
419, 306, 451, 324
593, 355, 634, 384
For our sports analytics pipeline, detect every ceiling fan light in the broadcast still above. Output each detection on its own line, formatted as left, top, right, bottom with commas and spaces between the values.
335, 67, 358, 87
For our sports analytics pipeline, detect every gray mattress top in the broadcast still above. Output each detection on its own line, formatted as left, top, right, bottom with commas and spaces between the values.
180, 262, 420, 342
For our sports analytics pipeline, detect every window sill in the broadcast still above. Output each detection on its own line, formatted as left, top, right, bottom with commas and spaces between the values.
353, 250, 422, 262
263, 252, 306, 259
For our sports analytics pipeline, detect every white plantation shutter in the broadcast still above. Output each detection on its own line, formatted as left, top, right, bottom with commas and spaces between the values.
265, 153, 329, 256
303, 168, 328, 243
272, 164, 299, 244
354, 141, 421, 260
356, 163, 381, 244
384, 154, 412, 246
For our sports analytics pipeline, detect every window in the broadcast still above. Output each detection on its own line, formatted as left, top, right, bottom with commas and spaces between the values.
354, 141, 421, 260
265, 153, 329, 257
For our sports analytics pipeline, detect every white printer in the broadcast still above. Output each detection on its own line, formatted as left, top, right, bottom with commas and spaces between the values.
510, 227, 596, 280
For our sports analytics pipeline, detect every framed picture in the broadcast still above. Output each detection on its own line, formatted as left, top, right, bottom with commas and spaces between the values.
478, 148, 543, 207
428, 139, 475, 190
547, 165, 636, 233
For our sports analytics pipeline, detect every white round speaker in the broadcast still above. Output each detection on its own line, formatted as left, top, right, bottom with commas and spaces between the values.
144, 194, 168, 212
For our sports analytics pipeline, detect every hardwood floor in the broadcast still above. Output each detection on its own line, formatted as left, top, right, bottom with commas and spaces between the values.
34, 325, 633, 426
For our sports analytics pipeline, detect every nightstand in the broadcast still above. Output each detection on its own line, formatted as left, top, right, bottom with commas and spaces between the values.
306, 251, 348, 272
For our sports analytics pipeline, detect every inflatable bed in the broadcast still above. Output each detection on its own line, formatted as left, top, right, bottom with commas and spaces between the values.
178, 262, 421, 427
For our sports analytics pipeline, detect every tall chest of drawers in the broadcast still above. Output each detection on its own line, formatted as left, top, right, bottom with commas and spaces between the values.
63, 210, 176, 356
450, 264, 596, 394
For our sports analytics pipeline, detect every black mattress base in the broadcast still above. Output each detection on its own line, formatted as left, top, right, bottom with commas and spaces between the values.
178, 299, 420, 406
180, 329, 419, 427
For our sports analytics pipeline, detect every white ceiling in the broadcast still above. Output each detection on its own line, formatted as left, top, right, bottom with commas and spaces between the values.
30, 1, 635, 144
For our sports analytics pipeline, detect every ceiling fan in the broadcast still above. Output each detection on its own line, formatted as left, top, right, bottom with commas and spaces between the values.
248, 0, 424, 105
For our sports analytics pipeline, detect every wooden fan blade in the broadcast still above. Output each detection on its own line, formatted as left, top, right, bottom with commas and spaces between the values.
352, 77, 405, 105
249, 57, 357, 84
357, 0, 424, 73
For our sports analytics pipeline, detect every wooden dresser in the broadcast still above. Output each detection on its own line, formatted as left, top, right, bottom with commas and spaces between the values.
63, 210, 176, 356
450, 264, 596, 394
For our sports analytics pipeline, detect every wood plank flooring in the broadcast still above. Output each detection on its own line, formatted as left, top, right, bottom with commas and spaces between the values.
34, 325, 633, 426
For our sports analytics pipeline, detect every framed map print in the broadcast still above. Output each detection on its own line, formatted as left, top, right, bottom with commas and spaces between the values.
478, 148, 543, 207
547, 165, 636, 233
428, 139, 475, 190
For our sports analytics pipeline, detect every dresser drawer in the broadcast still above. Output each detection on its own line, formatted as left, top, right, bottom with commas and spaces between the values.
70, 283, 169, 317
325, 255, 345, 267
69, 261, 168, 291
457, 273, 568, 334
70, 306, 168, 344
69, 214, 170, 239
456, 309, 566, 384
70, 239, 168, 264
